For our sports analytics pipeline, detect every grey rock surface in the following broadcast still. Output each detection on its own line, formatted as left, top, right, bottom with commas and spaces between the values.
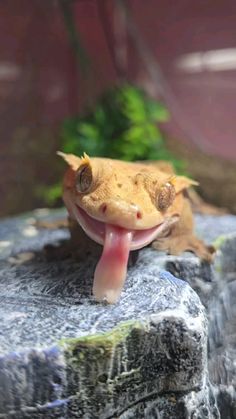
0, 209, 236, 418
207, 234, 236, 419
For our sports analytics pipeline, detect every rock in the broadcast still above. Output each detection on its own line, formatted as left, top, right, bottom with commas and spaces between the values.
207, 233, 236, 419
1, 210, 236, 418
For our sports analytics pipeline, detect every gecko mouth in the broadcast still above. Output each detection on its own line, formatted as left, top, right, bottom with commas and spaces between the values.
71, 203, 178, 304
74, 204, 168, 251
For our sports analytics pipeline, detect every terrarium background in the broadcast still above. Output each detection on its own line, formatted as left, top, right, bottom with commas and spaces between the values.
1, 0, 236, 217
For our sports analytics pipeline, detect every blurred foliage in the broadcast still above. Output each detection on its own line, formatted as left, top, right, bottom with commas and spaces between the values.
43, 84, 185, 204
62, 84, 174, 160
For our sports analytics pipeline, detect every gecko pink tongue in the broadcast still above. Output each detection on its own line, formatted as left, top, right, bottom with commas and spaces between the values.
93, 224, 133, 303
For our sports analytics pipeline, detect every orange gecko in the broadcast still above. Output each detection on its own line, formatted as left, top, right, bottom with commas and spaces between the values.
58, 152, 214, 304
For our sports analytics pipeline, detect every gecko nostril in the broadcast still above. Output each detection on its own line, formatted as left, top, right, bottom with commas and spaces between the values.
100, 203, 107, 214
137, 210, 142, 219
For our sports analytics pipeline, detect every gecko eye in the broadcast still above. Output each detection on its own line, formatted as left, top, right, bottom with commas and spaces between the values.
156, 182, 176, 211
75, 164, 93, 193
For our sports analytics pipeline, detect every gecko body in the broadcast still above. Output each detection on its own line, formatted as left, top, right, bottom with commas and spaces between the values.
58, 152, 214, 303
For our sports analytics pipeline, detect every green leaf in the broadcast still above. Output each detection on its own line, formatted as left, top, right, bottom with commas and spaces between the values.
146, 100, 170, 122
36, 183, 62, 205
78, 122, 99, 141
54, 83, 186, 189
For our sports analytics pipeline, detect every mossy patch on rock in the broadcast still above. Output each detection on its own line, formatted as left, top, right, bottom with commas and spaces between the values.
213, 234, 227, 249
61, 320, 141, 349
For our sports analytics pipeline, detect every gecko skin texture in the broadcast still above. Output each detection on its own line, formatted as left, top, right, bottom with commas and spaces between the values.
58, 152, 214, 304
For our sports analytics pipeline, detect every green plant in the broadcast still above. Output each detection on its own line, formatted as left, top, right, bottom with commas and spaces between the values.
61, 84, 173, 161
43, 84, 185, 204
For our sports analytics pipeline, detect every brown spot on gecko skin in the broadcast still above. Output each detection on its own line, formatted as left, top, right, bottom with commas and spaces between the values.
137, 210, 142, 219
100, 203, 107, 214
117, 183, 122, 188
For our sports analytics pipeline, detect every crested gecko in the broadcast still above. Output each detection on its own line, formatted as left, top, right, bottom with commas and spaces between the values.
58, 152, 215, 304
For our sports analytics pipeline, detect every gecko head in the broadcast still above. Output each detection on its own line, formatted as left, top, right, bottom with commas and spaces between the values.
58, 151, 197, 303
